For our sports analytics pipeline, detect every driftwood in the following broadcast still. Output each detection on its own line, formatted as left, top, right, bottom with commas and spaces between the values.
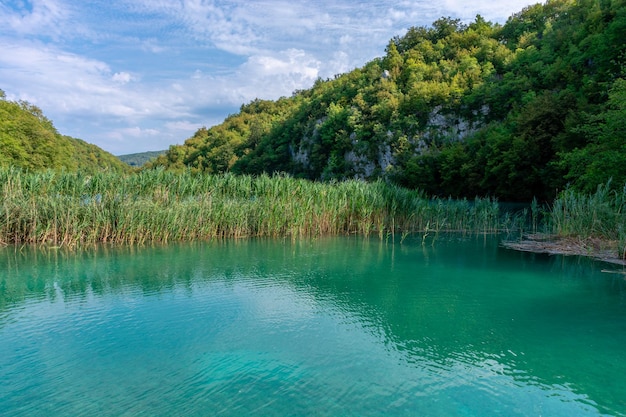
601, 269, 626, 275
501, 234, 626, 266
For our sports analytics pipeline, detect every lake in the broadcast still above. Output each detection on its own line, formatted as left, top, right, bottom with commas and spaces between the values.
1, 236, 625, 416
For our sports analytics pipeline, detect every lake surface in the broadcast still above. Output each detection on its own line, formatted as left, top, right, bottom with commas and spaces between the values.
1, 236, 625, 416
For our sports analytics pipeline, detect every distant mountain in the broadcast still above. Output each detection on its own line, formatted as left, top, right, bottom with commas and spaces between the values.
148, 0, 626, 201
0, 91, 129, 173
118, 150, 166, 167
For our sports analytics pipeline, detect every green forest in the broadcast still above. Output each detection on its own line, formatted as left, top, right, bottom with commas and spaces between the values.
118, 150, 166, 168
149, 0, 626, 202
0, 90, 128, 173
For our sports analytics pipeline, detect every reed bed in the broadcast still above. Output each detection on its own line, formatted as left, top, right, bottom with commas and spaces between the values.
0, 167, 504, 247
549, 182, 626, 259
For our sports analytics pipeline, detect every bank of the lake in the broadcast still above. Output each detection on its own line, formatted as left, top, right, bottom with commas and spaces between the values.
505, 182, 626, 264
0, 168, 502, 246
1, 168, 624, 262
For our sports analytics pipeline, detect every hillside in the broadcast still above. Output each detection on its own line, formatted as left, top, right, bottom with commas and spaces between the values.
0, 91, 129, 173
148, 0, 626, 201
118, 150, 166, 167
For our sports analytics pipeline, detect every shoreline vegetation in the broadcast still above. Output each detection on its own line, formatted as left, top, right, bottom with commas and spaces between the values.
501, 235, 625, 266
503, 182, 626, 265
1, 167, 624, 264
0, 167, 501, 246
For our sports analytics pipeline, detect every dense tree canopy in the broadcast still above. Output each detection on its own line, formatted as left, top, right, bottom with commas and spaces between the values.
0, 92, 129, 173
150, 0, 626, 201
117, 150, 166, 167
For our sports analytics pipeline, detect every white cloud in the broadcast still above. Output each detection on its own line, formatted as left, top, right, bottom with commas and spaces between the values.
442, 0, 540, 21
243, 49, 319, 79
108, 126, 160, 140
388, 8, 408, 21
326, 51, 351, 77
104, 127, 167, 155
0, 0, 541, 154
165, 120, 203, 131
0, 40, 112, 102
141, 39, 167, 54
0, 0, 69, 37
112, 72, 133, 84
0, 39, 174, 117
188, 49, 322, 105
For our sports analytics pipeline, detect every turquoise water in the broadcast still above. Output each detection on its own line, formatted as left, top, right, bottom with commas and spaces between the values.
1, 236, 625, 416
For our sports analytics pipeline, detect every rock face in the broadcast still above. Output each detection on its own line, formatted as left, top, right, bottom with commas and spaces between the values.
288, 106, 483, 181
424, 106, 483, 143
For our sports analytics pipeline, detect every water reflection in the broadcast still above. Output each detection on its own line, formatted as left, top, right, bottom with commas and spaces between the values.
1, 236, 625, 416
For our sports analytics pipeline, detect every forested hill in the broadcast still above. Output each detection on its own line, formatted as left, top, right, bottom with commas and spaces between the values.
0, 91, 129, 173
118, 150, 166, 167
149, 0, 626, 201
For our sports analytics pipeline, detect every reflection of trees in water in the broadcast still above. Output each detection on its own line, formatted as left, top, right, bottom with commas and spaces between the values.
0, 243, 201, 309
272, 237, 626, 415
1, 236, 625, 415
2, 235, 623, 318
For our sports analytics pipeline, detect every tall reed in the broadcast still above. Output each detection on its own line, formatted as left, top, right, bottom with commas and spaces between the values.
549, 182, 626, 259
0, 167, 506, 247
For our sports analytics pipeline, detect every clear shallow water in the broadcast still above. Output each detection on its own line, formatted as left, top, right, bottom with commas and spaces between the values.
1, 236, 626, 416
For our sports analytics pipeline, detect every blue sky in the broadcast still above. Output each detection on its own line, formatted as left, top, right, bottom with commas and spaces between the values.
1, 0, 539, 155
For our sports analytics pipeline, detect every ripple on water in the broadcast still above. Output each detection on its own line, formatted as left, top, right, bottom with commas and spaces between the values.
1, 238, 625, 416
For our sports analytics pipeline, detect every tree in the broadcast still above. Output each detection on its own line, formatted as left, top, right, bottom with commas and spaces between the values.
0, 95, 127, 172
560, 78, 626, 192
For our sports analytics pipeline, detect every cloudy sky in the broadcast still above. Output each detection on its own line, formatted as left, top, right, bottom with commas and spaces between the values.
1, 0, 539, 155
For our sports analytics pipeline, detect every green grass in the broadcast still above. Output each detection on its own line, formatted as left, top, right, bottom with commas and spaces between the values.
0, 167, 505, 247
